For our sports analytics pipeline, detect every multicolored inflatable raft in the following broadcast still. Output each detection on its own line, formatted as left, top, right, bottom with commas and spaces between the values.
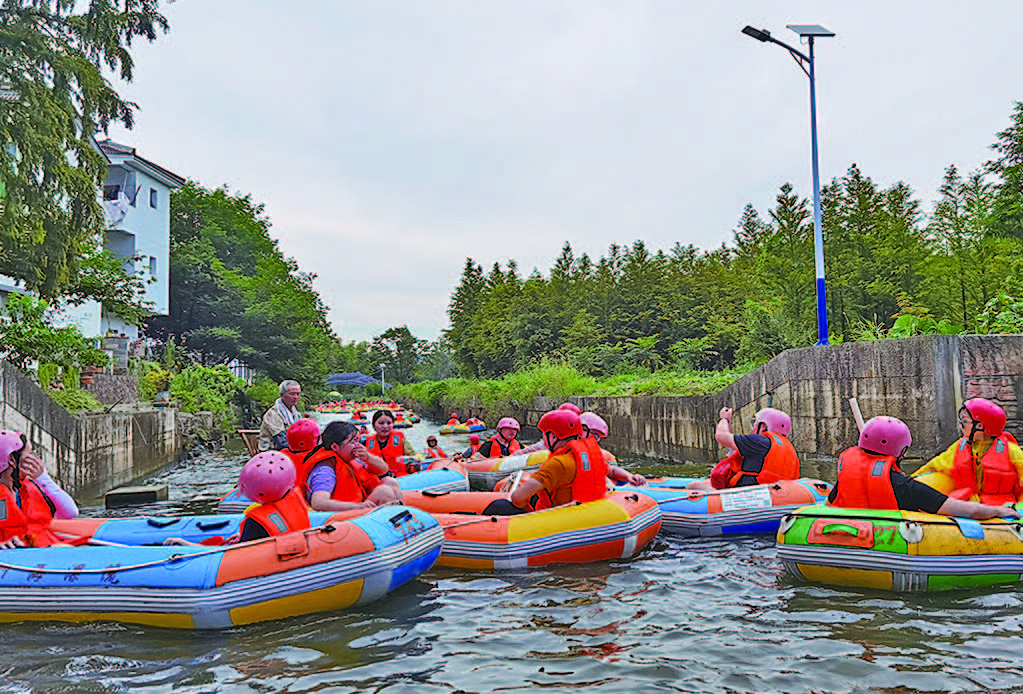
438, 422, 487, 435
0, 507, 442, 629
217, 460, 469, 514
464, 451, 549, 490
634, 478, 832, 536
401, 490, 662, 570
776, 505, 1023, 592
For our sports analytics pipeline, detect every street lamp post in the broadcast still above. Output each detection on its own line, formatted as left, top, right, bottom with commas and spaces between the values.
742, 24, 835, 346
379, 364, 386, 395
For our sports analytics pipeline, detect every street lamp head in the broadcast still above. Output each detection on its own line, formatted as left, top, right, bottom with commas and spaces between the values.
741, 25, 771, 42
786, 24, 835, 38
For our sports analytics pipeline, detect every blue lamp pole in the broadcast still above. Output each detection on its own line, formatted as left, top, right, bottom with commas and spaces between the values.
742, 24, 835, 346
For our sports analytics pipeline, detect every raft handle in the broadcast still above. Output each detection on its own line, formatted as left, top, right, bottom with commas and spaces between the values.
422, 490, 451, 498
389, 510, 413, 526
196, 520, 230, 531
146, 518, 181, 528
625, 494, 639, 502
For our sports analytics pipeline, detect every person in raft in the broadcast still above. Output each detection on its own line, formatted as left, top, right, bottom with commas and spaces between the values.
484, 409, 610, 515
365, 409, 418, 476
423, 435, 446, 460
446, 412, 460, 426
282, 418, 320, 468
910, 398, 1023, 504
306, 421, 403, 512
0, 430, 79, 549
580, 412, 647, 486
235, 451, 312, 542
471, 417, 523, 460
461, 433, 482, 458
688, 406, 800, 491
828, 416, 1019, 519
258, 379, 302, 451
514, 403, 584, 456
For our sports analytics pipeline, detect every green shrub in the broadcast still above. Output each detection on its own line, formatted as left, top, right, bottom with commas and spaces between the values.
169, 364, 244, 414
38, 363, 59, 390
49, 388, 102, 412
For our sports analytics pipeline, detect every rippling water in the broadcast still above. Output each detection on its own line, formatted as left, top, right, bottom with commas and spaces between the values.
4, 421, 1022, 693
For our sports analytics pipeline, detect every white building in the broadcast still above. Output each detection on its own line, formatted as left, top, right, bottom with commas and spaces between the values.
51, 140, 185, 346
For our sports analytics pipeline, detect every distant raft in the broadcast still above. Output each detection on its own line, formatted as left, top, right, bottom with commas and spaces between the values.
777, 505, 1023, 592
464, 451, 549, 490
402, 490, 662, 570
633, 478, 832, 536
438, 422, 487, 435
217, 459, 469, 514
1, 507, 443, 629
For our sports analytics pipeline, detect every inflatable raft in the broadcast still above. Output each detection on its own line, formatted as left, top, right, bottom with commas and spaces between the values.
777, 505, 1023, 592
464, 451, 549, 490
0, 507, 443, 629
402, 490, 662, 570
217, 460, 469, 514
634, 478, 832, 536
438, 423, 486, 435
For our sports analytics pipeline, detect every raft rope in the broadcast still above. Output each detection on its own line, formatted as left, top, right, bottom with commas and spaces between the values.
0, 522, 350, 575
786, 511, 1021, 527
648, 481, 831, 506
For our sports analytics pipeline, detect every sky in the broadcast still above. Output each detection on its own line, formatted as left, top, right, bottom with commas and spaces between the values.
106, 1, 1023, 343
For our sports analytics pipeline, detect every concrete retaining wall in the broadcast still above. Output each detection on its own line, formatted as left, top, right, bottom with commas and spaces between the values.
410, 335, 1023, 468
0, 361, 179, 497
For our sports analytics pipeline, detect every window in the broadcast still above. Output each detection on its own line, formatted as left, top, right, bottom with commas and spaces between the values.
149, 256, 157, 276
103, 185, 121, 201
149, 188, 158, 209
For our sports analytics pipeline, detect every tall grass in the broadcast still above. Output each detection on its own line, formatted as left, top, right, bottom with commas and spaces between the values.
394, 362, 746, 410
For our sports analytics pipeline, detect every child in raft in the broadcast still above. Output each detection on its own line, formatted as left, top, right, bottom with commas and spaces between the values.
828, 415, 1018, 519
688, 406, 800, 491
0, 430, 79, 549
423, 435, 446, 460
910, 398, 1023, 505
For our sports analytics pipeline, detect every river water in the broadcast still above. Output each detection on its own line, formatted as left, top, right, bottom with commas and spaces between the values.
3, 420, 1022, 693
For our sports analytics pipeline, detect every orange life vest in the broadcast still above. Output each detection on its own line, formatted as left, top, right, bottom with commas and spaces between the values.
830, 446, 900, 510
365, 433, 408, 476
948, 434, 1021, 505
0, 480, 59, 547
534, 438, 610, 510
446, 417, 459, 426
308, 449, 380, 503
723, 432, 800, 487
243, 488, 311, 537
425, 445, 446, 459
485, 434, 522, 459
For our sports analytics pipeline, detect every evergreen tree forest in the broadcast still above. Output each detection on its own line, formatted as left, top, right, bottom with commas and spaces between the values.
444, 102, 1023, 379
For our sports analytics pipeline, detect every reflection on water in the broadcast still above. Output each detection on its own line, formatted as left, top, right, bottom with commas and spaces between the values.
6, 425, 1023, 693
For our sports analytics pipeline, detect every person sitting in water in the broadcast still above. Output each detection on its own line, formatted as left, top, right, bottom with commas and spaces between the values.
911, 398, 1023, 505
365, 409, 418, 476
472, 418, 523, 460
0, 430, 79, 549
829, 416, 1018, 519
580, 412, 647, 486
689, 406, 800, 491
424, 435, 446, 460
236, 452, 312, 542
306, 421, 403, 512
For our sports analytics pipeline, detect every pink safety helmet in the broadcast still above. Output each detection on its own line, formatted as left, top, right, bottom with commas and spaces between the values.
580, 412, 609, 438
497, 417, 520, 432
858, 416, 912, 458
0, 430, 24, 473
238, 451, 296, 504
286, 418, 320, 453
752, 407, 792, 436
961, 398, 1006, 437
558, 402, 582, 415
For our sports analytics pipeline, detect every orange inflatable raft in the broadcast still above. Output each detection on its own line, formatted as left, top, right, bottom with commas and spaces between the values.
401, 490, 662, 570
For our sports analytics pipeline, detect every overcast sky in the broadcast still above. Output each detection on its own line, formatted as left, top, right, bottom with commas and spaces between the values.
106, 1, 1023, 343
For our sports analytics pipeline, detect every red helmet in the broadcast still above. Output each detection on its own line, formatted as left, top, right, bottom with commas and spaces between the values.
962, 398, 1006, 436
497, 417, 520, 432
469, 433, 481, 443
580, 412, 609, 438
558, 402, 582, 415
0, 430, 24, 473
286, 418, 320, 453
449, 413, 458, 418
859, 416, 912, 458
753, 407, 792, 437
539, 409, 583, 442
